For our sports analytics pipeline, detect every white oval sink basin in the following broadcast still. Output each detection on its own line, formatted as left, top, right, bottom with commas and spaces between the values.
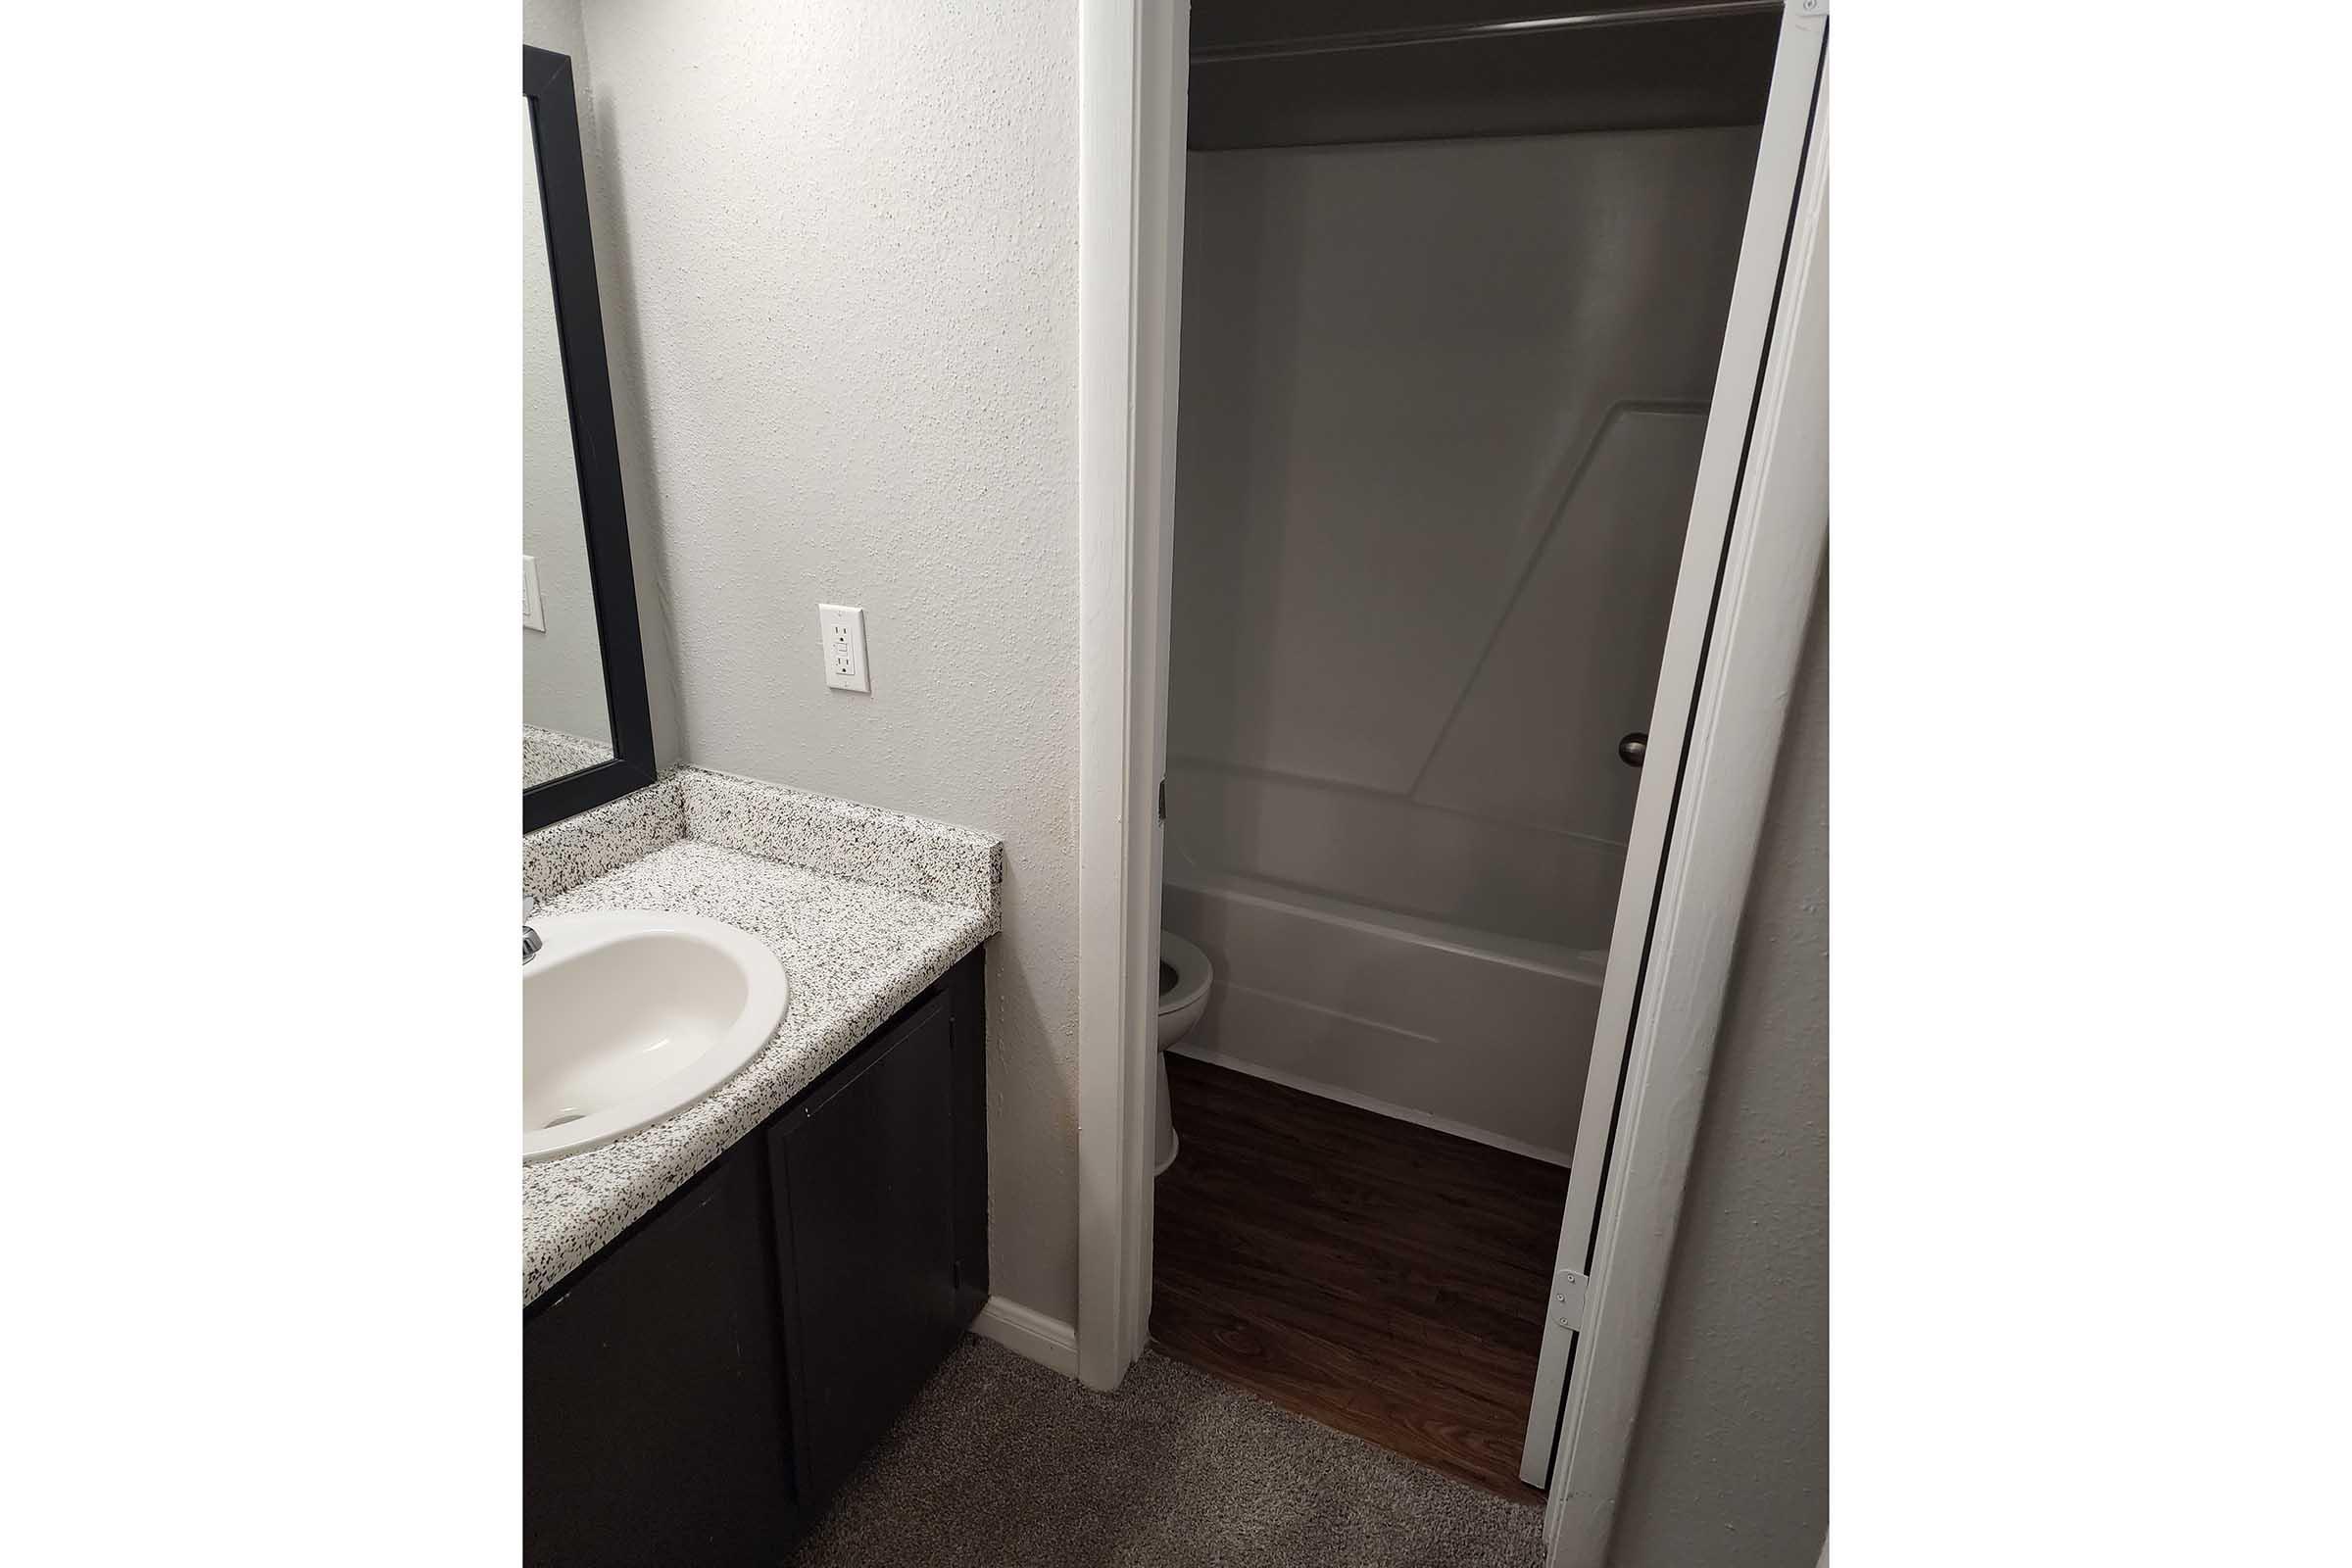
523, 909, 790, 1163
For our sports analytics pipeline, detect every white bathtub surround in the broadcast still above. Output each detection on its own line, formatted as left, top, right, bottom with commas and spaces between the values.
1159, 129, 1756, 1158
521, 771, 1003, 1303
1164, 761, 1632, 955
1161, 875, 1601, 1165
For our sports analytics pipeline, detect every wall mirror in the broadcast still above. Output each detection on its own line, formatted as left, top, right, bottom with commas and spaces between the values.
523, 44, 655, 830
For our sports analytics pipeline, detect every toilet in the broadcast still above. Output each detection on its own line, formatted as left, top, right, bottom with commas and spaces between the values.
1154, 930, 1212, 1174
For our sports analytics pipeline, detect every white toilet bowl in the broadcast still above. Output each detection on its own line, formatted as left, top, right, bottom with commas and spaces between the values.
1154, 930, 1212, 1174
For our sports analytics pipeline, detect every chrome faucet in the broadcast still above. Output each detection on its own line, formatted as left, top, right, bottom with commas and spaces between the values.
523, 895, 544, 965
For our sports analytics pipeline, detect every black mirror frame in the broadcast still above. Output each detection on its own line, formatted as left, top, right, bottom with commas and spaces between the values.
523, 44, 657, 831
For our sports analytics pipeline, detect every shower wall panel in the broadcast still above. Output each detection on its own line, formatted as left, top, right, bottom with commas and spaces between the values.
1165, 126, 1758, 1148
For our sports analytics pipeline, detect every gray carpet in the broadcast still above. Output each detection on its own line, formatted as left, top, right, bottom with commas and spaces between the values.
790, 1337, 1545, 1567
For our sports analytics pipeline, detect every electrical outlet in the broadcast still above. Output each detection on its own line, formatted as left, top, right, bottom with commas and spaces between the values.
522, 556, 545, 631
818, 604, 869, 693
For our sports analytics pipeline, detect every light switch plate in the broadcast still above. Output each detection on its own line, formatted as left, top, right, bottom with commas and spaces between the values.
522, 556, 545, 631
819, 603, 869, 693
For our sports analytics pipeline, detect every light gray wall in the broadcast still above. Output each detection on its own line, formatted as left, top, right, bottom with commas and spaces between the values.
520, 0, 584, 60
1608, 560, 1829, 1568
574, 0, 1082, 1322
522, 0, 684, 769
1167, 129, 1759, 953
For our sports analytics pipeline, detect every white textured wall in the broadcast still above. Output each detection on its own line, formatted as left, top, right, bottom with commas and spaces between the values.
521, 0, 584, 61
575, 0, 1081, 1322
1609, 561, 1829, 1568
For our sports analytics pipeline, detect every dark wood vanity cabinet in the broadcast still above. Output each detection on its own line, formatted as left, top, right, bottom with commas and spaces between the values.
769, 991, 961, 1507
524, 950, 988, 1566
523, 1149, 796, 1564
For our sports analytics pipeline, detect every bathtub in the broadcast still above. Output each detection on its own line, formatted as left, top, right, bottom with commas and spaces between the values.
1161, 866, 1606, 1164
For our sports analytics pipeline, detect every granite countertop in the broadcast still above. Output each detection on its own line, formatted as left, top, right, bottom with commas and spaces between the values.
521, 768, 1002, 1305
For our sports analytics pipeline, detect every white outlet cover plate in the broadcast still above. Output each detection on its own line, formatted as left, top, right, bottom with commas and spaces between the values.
819, 603, 869, 693
522, 555, 545, 632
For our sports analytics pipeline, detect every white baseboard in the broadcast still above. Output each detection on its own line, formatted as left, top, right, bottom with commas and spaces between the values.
1168, 1042, 1575, 1167
971, 1296, 1079, 1380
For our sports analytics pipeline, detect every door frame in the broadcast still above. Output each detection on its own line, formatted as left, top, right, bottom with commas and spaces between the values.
1073, 31, 1829, 1544
1074, 0, 1188, 1392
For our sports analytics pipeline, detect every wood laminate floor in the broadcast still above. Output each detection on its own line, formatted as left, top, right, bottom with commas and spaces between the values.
1150, 1053, 1573, 1500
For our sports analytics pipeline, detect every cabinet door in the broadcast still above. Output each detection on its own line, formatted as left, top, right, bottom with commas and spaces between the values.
524, 1150, 797, 1567
769, 992, 960, 1509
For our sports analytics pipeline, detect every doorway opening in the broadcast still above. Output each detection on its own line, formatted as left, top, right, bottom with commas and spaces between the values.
1139, 0, 1784, 1503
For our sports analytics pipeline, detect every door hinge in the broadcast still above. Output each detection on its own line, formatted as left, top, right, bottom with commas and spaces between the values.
1550, 1269, 1590, 1332
1157, 779, 1166, 822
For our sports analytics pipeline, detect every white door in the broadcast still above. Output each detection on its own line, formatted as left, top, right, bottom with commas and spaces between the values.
1517, 2, 1831, 1489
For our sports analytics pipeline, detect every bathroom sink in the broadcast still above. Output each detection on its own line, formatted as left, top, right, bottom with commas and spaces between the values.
523, 909, 790, 1163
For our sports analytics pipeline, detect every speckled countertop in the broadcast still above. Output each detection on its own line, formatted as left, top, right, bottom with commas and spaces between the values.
522, 767, 1002, 1305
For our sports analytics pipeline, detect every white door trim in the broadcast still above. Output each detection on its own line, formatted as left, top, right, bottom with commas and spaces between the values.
1542, 36, 1832, 1568
1075, 0, 1188, 1393
1076, 15, 1827, 1504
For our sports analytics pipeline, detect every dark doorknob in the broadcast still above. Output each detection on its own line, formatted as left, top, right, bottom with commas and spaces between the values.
1617, 732, 1647, 768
